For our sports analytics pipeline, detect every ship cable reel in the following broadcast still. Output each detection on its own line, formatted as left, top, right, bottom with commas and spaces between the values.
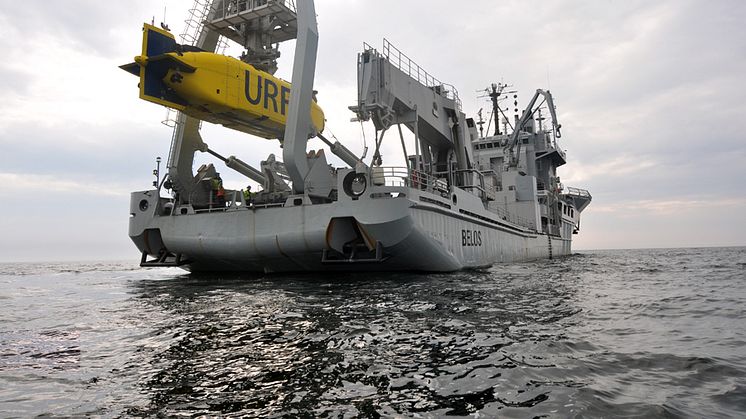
342, 171, 367, 198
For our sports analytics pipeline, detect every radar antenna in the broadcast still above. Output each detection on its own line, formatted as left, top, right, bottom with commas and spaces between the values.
476, 108, 485, 137
478, 82, 515, 136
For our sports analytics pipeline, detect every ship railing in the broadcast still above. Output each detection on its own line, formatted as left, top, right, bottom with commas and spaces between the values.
370, 166, 450, 195
454, 169, 496, 201
211, 0, 296, 20
455, 168, 536, 229
363, 39, 462, 111
565, 186, 591, 198
370, 166, 407, 187
186, 186, 290, 212
252, 202, 284, 209
487, 203, 536, 230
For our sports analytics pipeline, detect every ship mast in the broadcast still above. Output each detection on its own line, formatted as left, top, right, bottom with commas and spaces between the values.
488, 83, 501, 135
485, 82, 515, 137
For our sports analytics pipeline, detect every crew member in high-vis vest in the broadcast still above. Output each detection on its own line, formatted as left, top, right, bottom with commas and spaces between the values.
243, 185, 255, 206
212, 174, 225, 207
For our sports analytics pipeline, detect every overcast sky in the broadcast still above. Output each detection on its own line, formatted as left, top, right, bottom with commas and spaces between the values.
0, 0, 744, 262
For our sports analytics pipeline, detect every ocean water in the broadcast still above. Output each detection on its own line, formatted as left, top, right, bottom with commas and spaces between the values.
1, 247, 745, 418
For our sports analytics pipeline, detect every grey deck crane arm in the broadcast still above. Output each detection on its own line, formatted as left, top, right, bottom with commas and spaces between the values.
506, 89, 561, 168
543, 91, 562, 139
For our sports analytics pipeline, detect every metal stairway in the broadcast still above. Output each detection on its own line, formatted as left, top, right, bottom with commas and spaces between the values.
162, 0, 227, 128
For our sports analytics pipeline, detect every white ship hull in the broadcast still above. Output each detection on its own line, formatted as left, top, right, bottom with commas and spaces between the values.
130, 182, 572, 273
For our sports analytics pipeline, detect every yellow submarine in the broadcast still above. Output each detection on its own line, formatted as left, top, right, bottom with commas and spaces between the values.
120, 23, 324, 139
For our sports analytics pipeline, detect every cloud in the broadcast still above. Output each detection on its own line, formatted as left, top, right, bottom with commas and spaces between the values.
0, 66, 33, 95
0, 120, 170, 185
0, 172, 135, 197
574, 195, 746, 250
561, 154, 657, 184
590, 197, 746, 215
0, 0, 152, 57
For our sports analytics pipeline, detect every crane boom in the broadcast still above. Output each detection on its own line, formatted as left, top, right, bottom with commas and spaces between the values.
506, 89, 561, 168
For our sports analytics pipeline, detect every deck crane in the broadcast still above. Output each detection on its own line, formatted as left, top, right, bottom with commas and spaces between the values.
505, 89, 561, 168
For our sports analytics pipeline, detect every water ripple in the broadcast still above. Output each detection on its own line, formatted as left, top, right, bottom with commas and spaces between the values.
0, 247, 745, 417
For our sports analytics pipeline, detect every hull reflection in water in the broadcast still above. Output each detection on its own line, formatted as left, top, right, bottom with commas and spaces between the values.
128, 269, 575, 416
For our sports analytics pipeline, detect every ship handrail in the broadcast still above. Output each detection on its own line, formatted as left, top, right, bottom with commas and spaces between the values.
370, 166, 449, 194
454, 168, 497, 201
252, 202, 285, 209
210, 0, 296, 20
454, 168, 536, 229
372, 166, 530, 229
485, 203, 535, 230
566, 186, 591, 198
195, 206, 228, 213
370, 166, 408, 187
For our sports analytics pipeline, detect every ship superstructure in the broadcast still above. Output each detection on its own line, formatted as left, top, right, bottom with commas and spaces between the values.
125, 0, 591, 272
